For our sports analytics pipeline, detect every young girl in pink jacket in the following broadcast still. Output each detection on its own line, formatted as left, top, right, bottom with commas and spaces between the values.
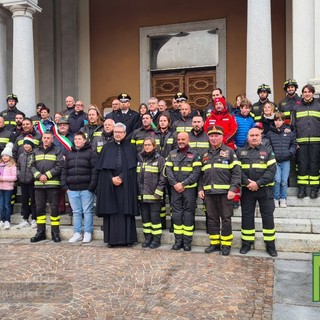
0, 142, 17, 230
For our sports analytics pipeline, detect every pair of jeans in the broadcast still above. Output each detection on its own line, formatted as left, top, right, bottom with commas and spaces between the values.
67, 190, 94, 233
273, 161, 290, 200
0, 190, 13, 222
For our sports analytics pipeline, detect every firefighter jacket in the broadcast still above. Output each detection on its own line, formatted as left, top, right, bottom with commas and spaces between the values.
81, 124, 103, 143
0, 126, 12, 153
278, 94, 302, 125
131, 127, 157, 152
136, 150, 167, 202
188, 129, 209, 156
199, 144, 241, 195
236, 143, 276, 188
0, 107, 25, 131
31, 143, 64, 188
204, 106, 238, 150
13, 129, 42, 161
92, 130, 114, 153
172, 116, 193, 133
154, 129, 177, 158
165, 147, 201, 188
291, 98, 320, 144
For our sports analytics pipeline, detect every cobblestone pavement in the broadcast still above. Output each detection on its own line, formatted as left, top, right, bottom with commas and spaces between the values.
0, 242, 274, 319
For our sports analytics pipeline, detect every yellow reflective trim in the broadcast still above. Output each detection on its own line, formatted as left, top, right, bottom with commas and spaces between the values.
241, 164, 250, 169
310, 175, 320, 180
183, 225, 194, 231
193, 161, 202, 167
264, 235, 276, 241
93, 132, 102, 136
136, 167, 141, 173
210, 240, 220, 245
213, 163, 231, 169
151, 229, 162, 235
174, 229, 183, 235
241, 235, 255, 241
142, 195, 160, 200
203, 184, 230, 190
34, 180, 60, 186
173, 224, 182, 230
160, 213, 166, 218
155, 189, 164, 197
252, 163, 267, 169
241, 229, 255, 234
221, 241, 232, 246
202, 164, 212, 171
97, 146, 102, 153
184, 183, 197, 188
262, 228, 275, 234
152, 223, 162, 229
143, 229, 152, 234
165, 161, 173, 167
144, 166, 159, 173
310, 181, 320, 185
131, 139, 136, 144
36, 215, 46, 224
35, 154, 57, 161
45, 171, 52, 179
267, 159, 276, 166
209, 234, 220, 240
220, 234, 233, 241
0, 138, 9, 143
143, 222, 152, 227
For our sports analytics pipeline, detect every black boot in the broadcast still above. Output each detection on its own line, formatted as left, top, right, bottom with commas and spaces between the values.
266, 242, 278, 257
172, 235, 183, 250
30, 224, 46, 243
205, 244, 221, 253
183, 235, 192, 251
149, 235, 161, 249
51, 226, 61, 242
240, 241, 252, 254
310, 189, 319, 199
297, 186, 306, 199
141, 234, 152, 248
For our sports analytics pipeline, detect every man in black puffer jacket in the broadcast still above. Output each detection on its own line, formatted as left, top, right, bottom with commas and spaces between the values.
61, 131, 98, 243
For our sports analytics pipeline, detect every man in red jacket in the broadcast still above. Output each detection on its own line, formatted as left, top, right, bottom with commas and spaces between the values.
204, 97, 238, 150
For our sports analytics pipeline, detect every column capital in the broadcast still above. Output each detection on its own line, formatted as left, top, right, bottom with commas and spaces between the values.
1, 0, 42, 16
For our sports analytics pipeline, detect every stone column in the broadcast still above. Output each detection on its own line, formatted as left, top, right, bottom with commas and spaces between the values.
0, 9, 10, 102
309, 0, 320, 94
1, 0, 41, 116
246, 0, 274, 102
292, 0, 315, 88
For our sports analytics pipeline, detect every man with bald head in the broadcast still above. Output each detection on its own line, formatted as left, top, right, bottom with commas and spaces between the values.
171, 103, 194, 133
92, 118, 115, 153
165, 131, 201, 251
105, 99, 121, 121
236, 128, 278, 257
63, 96, 76, 117
68, 100, 87, 134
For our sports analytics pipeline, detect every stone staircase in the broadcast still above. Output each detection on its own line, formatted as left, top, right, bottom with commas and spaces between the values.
1, 187, 320, 253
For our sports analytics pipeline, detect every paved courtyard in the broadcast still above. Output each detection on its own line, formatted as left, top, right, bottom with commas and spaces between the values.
0, 241, 274, 319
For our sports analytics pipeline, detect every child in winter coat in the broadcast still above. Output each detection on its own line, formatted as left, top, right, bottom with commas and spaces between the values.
16, 136, 37, 228
266, 112, 297, 208
0, 142, 17, 229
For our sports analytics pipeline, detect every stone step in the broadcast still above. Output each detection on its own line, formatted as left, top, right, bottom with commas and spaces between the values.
1, 225, 320, 253
10, 213, 320, 234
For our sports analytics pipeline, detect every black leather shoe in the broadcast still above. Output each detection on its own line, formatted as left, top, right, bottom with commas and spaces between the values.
240, 243, 251, 254
221, 246, 231, 256
172, 243, 183, 250
204, 245, 220, 253
183, 244, 192, 251
30, 232, 46, 243
310, 190, 318, 199
266, 245, 278, 257
52, 233, 61, 242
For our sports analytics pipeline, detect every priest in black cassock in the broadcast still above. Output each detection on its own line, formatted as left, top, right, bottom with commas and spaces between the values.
95, 122, 139, 247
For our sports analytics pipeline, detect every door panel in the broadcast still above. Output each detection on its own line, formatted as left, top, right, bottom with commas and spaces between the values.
152, 70, 216, 110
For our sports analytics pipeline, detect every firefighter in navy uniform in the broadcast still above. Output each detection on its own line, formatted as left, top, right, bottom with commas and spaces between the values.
278, 79, 302, 125
0, 94, 25, 131
198, 126, 241, 256
165, 132, 201, 251
251, 84, 277, 122
236, 127, 278, 257
291, 84, 320, 199
30, 131, 64, 243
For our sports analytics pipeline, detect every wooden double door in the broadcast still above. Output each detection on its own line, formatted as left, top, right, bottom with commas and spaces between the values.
151, 70, 216, 110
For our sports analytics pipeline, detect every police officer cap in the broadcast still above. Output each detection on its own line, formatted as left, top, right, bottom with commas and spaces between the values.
174, 92, 188, 102
117, 93, 131, 102
6, 93, 18, 102
257, 84, 271, 94
207, 125, 224, 135
57, 117, 70, 125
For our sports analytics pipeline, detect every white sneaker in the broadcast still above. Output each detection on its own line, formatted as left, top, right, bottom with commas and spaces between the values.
279, 199, 287, 208
4, 221, 10, 230
0, 221, 4, 228
274, 199, 279, 208
83, 232, 92, 243
17, 220, 30, 229
31, 220, 37, 229
68, 232, 83, 243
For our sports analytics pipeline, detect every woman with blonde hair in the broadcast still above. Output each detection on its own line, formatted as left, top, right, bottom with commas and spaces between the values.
81, 105, 104, 144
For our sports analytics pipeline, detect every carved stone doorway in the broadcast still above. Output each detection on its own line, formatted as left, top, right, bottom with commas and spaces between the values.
151, 70, 216, 110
